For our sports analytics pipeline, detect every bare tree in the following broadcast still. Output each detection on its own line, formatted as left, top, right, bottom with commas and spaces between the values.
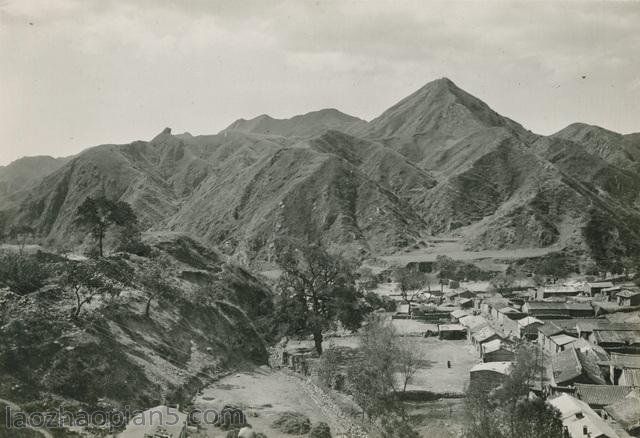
395, 266, 427, 314
139, 255, 175, 317
60, 261, 118, 318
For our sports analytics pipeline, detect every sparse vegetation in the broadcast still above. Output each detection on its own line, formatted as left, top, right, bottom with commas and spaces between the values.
435, 255, 493, 282
138, 254, 175, 317
59, 261, 116, 318
309, 422, 332, 438
271, 411, 311, 434
0, 251, 49, 294
489, 272, 516, 294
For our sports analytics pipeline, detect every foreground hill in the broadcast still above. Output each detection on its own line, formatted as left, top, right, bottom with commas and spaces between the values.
2, 78, 640, 266
0, 233, 273, 412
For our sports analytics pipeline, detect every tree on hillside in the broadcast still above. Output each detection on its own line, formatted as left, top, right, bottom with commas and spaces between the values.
75, 196, 137, 257
59, 261, 120, 318
533, 253, 574, 284
139, 255, 175, 317
275, 239, 365, 355
395, 266, 427, 312
490, 272, 516, 295
7, 225, 36, 255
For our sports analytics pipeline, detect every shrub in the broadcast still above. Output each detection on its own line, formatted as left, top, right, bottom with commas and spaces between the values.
309, 422, 332, 438
271, 412, 311, 434
215, 405, 247, 430
315, 347, 342, 389
364, 292, 396, 312
0, 252, 48, 294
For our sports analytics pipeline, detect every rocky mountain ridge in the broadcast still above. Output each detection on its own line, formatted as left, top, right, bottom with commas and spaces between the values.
2, 77, 639, 266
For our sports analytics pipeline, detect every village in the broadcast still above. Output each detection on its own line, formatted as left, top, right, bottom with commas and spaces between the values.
271, 268, 640, 438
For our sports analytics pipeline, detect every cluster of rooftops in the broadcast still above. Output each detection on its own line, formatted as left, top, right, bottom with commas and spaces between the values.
391, 275, 640, 437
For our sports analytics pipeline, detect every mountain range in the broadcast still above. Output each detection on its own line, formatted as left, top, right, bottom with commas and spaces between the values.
2, 78, 639, 266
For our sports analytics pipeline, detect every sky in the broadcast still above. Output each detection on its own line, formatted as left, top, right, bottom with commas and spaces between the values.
1, 0, 639, 165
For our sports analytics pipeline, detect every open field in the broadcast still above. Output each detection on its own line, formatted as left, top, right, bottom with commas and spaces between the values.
401, 338, 478, 394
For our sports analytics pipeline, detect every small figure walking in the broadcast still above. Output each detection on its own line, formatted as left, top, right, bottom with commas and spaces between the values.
447, 360, 451, 368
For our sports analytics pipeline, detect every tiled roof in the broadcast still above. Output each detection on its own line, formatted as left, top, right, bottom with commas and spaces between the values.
542, 286, 580, 294
438, 324, 466, 332
481, 339, 502, 354
459, 315, 488, 331
586, 282, 615, 288
470, 361, 512, 375
550, 334, 578, 346
553, 348, 582, 385
617, 290, 640, 298
609, 353, 640, 369
518, 316, 543, 327
549, 394, 621, 438
574, 384, 634, 406
552, 347, 606, 386
576, 349, 607, 385
451, 309, 470, 319
593, 329, 640, 345
604, 393, 640, 432
473, 326, 501, 343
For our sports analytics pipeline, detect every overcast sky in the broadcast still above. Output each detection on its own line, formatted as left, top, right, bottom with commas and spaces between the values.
1, 0, 639, 165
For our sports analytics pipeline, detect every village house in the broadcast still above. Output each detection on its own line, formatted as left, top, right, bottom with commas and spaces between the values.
589, 325, 640, 354
617, 290, 640, 307
607, 353, 640, 387
537, 286, 582, 300
573, 384, 635, 411
603, 286, 623, 300
479, 295, 510, 316
552, 347, 606, 386
517, 316, 544, 340
481, 339, 515, 363
538, 323, 570, 353
458, 297, 474, 309
576, 319, 616, 340
604, 391, 640, 436
459, 314, 490, 340
549, 393, 623, 438
549, 333, 580, 355
450, 309, 470, 323
496, 306, 526, 335
472, 326, 503, 352
438, 323, 467, 340
469, 361, 513, 393
522, 301, 594, 319
584, 281, 615, 296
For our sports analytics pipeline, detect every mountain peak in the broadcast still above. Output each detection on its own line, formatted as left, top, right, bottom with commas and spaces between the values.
364, 77, 522, 140
223, 108, 366, 138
